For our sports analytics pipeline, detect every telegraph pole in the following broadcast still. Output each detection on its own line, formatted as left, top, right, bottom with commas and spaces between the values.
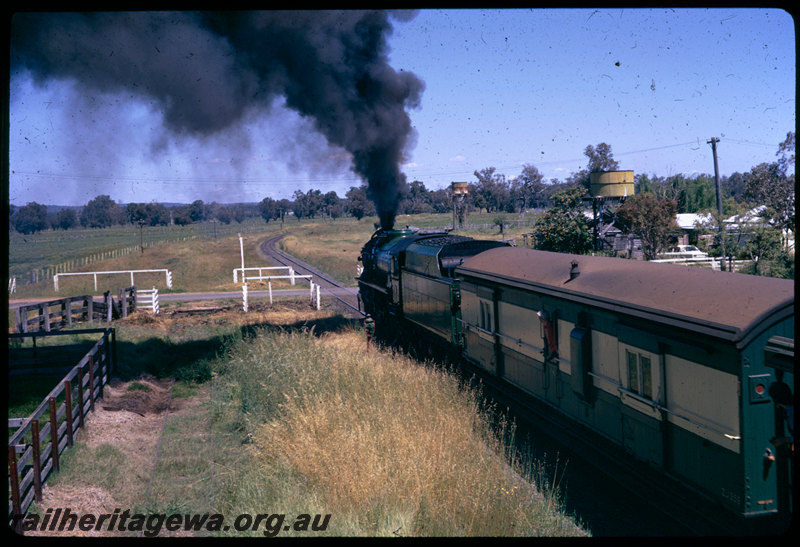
707, 137, 722, 218
708, 137, 726, 270
138, 220, 145, 253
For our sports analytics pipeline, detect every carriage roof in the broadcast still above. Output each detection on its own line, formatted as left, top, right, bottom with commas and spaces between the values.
458, 247, 794, 347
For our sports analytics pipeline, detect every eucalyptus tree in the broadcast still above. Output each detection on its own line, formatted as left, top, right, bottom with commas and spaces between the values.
531, 186, 592, 254
614, 193, 679, 260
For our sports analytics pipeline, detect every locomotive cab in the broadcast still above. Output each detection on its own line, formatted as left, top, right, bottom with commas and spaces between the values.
357, 228, 418, 321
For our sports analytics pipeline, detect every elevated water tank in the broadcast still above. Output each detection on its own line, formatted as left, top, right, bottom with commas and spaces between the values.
590, 171, 634, 198
452, 181, 469, 195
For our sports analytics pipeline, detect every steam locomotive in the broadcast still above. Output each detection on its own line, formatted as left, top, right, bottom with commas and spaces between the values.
357, 227, 794, 528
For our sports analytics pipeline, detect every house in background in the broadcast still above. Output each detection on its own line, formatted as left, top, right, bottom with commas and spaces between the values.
675, 212, 712, 247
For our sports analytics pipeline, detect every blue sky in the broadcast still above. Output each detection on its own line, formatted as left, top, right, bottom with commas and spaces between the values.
8, 8, 795, 207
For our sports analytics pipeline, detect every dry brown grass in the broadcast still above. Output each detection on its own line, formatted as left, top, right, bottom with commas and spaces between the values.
15, 307, 585, 537
278, 221, 375, 285
231, 329, 586, 536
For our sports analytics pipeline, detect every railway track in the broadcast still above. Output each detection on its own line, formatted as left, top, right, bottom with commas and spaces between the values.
258, 234, 364, 318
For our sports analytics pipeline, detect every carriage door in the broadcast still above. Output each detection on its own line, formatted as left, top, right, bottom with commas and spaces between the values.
618, 339, 664, 469
764, 336, 794, 522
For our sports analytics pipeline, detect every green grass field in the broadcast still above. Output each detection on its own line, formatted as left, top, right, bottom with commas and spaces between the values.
9, 212, 538, 299
9, 218, 279, 300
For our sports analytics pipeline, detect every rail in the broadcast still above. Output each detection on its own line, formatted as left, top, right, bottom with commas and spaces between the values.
7, 328, 116, 533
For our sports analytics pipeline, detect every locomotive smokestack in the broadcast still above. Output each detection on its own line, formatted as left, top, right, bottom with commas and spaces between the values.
10, 11, 423, 227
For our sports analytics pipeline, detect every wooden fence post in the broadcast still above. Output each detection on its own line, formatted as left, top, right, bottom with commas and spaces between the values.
88, 355, 95, 412
97, 342, 105, 401
64, 380, 74, 447
31, 419, 43, 502
111, 329, 117, 378
49, 397, 60, 472
118, 288, 126, 318
9, 446, 23, 533
105, 291, 112, 322
75, 372, 85, 430
42, 304, 50, 332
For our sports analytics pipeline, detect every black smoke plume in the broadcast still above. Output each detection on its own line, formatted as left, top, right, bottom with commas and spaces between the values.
10, 10, 424, 229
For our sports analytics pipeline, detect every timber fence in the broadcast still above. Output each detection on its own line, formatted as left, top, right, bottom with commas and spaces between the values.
14, 287, 137, 333
7, 328, 116, 533
12, 221, 270, 288
17, 241, 170, 287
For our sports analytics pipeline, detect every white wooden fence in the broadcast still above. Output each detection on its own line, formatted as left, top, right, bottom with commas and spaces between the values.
54, 269, 173, 292
234, 266, 301, 284
650, 257, 752, 272
137, 287, 160, 314
240, 274, 319, 311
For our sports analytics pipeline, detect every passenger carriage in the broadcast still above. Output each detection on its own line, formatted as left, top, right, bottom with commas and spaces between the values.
455, 247, 794, 520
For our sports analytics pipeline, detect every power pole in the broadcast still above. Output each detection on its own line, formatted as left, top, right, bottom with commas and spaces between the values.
707, 137, 723, 217
138, 220, 145, 253
708, 137, 727, 270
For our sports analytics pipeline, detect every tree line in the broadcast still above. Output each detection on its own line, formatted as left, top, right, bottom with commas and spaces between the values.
9, 198, 264, 234
10, 135, 794, 263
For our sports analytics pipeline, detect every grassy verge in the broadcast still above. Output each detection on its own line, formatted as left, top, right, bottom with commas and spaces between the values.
211, 323, 587, 537
277, 219, 375, 286
19, 309, 587, 537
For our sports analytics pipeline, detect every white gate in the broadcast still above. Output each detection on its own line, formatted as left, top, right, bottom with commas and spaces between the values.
137, 287, 160, 314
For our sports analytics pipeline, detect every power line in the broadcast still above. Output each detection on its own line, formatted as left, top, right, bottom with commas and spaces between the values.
721, 138, 780, 149
10, 170, 364, 187
10, 137, 781, 187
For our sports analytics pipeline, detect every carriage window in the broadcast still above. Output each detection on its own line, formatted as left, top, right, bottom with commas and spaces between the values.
627, 351, 638, 394
479, 300, 492, 331
626, 349, 653, 400
640, 356, 652, 399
